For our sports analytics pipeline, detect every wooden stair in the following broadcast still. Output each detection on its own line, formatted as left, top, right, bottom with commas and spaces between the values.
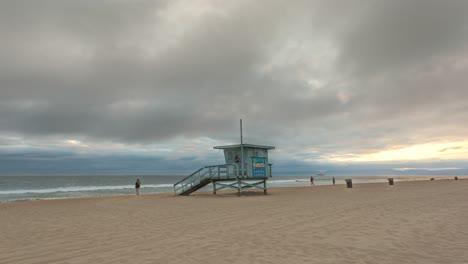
178, 178, 212, 196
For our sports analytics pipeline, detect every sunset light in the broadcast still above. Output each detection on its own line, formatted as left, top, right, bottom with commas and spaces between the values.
330, 141, 468, 162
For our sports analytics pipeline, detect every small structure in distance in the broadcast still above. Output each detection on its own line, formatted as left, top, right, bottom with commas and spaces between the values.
173, 120, 275, 196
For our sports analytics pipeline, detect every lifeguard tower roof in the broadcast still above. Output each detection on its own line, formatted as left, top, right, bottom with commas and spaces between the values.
213, 144, 275, 150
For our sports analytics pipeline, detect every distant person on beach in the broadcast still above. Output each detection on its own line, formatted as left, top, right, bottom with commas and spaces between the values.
135, 179, 141, 196
332, 177, 335, 185
310, 176, 314, 186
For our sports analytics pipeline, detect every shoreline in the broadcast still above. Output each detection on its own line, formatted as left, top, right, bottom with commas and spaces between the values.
1, 176, 466, 205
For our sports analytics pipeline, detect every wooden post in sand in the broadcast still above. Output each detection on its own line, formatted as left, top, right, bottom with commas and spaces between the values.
388, 178, 394, 185
345, 179, 353, 188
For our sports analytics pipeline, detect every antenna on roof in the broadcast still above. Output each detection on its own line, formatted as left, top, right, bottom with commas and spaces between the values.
240, 119, 243, 145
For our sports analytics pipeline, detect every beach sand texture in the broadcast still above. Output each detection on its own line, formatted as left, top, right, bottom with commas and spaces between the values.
1, 180, 467, 264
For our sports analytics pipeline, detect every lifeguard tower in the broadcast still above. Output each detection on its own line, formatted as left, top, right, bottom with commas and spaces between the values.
173, 120, 275, 196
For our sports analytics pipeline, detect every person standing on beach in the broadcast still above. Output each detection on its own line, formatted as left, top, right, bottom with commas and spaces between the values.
332, 177, 335, 185
135, 179, 141, 196
310, 176, 314, 186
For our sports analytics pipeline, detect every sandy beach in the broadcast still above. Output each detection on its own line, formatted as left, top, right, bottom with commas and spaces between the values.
1, 179, 467, 264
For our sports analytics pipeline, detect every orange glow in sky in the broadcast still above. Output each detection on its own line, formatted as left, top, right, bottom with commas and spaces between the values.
330, 141, 468, 162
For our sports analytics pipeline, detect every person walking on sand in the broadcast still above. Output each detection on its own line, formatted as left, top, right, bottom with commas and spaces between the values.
135, 179, 141, 196
332, 177, 335, 185
310, 176, 314, 186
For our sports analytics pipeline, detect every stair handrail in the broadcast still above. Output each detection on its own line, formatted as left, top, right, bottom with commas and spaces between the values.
173, 167, 204, 186
174, 163, 247, 195
174, 164, 228, 185
173, 168, 208, 195
173, 166, 219, 193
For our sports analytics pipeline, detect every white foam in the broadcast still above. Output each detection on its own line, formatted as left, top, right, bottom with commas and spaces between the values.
0, 184, 174, 195
268, 179, 309, 184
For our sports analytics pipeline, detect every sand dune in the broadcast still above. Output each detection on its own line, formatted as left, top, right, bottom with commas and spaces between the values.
1, 180, 467, 264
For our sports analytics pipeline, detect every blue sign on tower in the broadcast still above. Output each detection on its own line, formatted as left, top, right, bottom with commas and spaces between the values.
252, 157, 267, 178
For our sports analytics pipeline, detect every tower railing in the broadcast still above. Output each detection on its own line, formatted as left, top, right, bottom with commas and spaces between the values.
173, 163, 248, 195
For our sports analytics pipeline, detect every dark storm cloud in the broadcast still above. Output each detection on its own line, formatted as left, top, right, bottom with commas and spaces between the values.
1, 0, 468, 167
338, 0, 468, 75
0, 0, 308, 143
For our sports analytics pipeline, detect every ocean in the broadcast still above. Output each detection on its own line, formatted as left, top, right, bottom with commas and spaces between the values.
0, 175, 457, 203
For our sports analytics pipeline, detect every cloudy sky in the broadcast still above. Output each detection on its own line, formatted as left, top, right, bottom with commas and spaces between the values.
1, 0, 468, 175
